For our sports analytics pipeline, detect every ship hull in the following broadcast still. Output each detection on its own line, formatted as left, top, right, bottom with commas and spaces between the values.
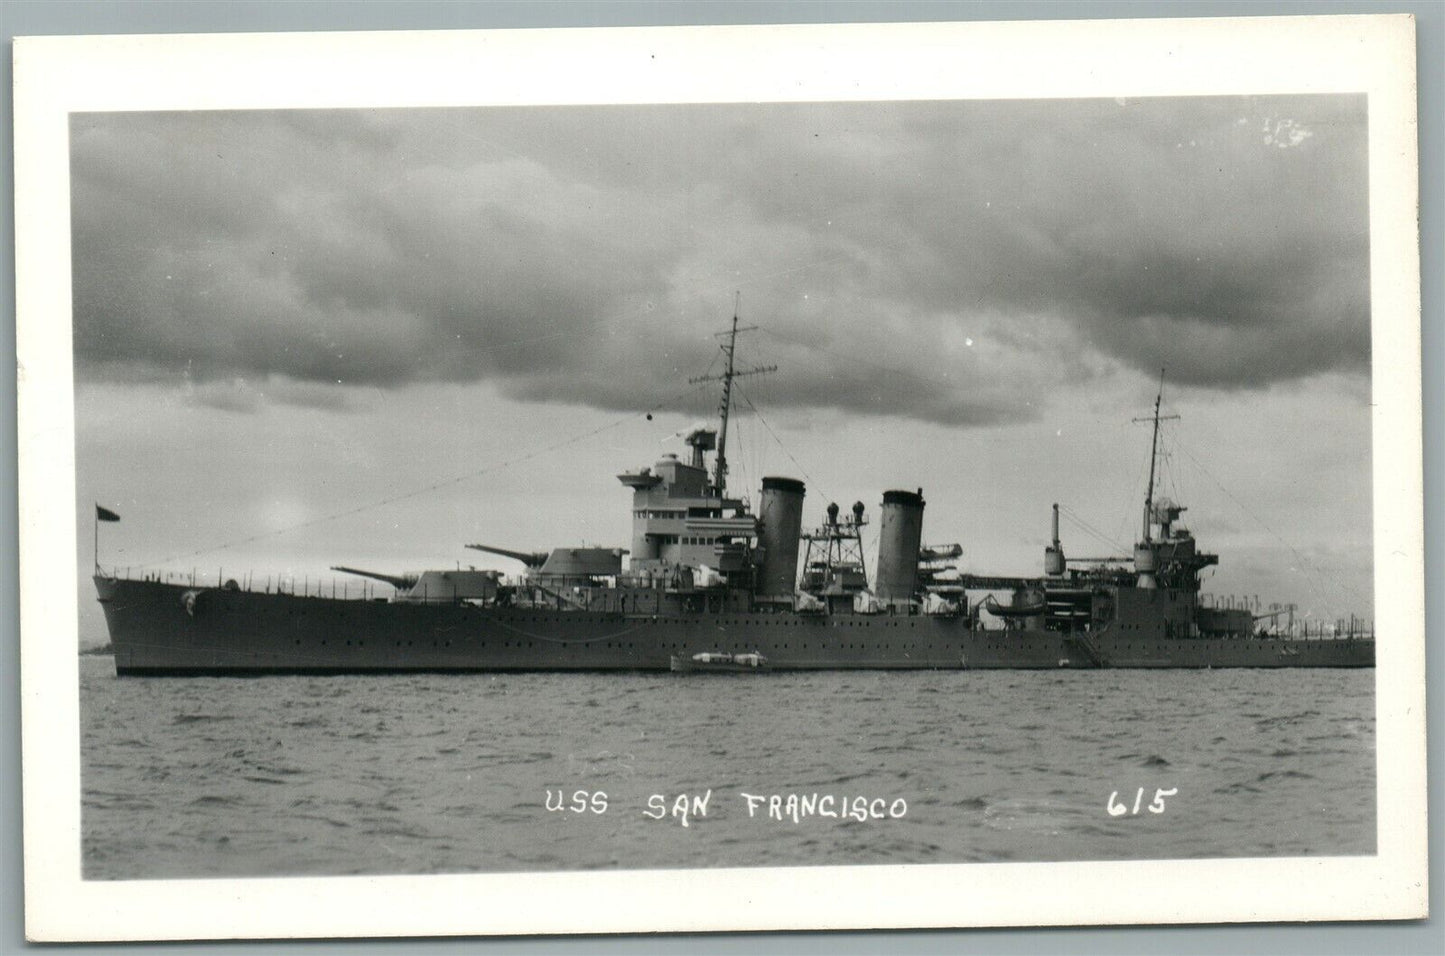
95, 576, 1373, 675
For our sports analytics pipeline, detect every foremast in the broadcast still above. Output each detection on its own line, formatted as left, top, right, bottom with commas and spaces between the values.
618, 300, 774, 582
713, 306, 740, 496
690, 293, 776, 497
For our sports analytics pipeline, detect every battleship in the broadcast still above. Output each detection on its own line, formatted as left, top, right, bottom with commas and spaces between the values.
92, 315, 1374, 675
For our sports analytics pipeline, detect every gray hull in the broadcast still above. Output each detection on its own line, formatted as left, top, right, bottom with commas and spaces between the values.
95, 576, 1374, 675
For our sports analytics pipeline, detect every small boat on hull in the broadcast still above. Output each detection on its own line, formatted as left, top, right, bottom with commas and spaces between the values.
670, 651, 770, 673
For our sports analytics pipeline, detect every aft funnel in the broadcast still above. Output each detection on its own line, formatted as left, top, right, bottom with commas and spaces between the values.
757, 476, 806, 598
876, 489, 926, 610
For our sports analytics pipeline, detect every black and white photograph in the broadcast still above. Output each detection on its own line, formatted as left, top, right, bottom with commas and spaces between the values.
16, 15, 1427, 940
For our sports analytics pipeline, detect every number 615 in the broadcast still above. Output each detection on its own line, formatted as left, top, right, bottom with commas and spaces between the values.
1108, 787, 1177, 816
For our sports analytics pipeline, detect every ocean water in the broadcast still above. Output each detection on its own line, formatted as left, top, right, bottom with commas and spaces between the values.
79, 657, 1376, 879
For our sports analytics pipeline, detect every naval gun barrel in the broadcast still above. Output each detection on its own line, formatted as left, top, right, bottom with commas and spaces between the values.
330, 566, 419, 591
465, 544, 549, 568
1252, 608, 1291, 622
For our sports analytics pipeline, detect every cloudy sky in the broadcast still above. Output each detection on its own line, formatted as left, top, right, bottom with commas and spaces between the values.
70, 96, 1374, 643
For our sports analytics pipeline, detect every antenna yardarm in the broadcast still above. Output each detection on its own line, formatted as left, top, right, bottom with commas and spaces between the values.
686, 294, 775, 496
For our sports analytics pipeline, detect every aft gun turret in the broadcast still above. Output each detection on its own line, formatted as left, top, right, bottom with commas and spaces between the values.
465, 544, 549, 568
331, 566, 420, 592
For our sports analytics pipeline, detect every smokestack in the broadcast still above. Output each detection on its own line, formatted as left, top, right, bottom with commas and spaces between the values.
757, 477, 806, 598
876, 489, 926, 610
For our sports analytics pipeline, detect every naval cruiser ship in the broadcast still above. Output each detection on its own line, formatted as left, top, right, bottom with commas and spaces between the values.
93, 315, 1374, 674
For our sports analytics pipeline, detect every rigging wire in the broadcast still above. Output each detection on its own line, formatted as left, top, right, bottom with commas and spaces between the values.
1161, 429, 1186, 511
670, 347, 724, 437
1114, 419, 1152, 548
727, 337, 759, 501
1170, 439, 1363, 611
135, 295, 768, 570
1057, 504, 1128, 555
141, 379, 715, 568
733, 384, 830, 503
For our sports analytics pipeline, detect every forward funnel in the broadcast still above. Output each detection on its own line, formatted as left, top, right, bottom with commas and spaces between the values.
757, 476, 806, 598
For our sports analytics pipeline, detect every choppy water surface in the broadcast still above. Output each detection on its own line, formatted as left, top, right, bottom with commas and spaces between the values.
79, 658, 1375, 879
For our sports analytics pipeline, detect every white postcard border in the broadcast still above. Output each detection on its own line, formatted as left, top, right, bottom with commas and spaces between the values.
16, 15, 1426, 941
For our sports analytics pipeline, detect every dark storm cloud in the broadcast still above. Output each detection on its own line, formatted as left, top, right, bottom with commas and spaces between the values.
70, 97, 1368, 423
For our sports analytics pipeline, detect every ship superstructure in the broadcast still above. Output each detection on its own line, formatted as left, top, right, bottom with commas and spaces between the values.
91, 310, 1374, 674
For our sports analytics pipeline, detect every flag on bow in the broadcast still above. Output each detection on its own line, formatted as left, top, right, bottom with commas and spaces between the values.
96, 505, 120, 523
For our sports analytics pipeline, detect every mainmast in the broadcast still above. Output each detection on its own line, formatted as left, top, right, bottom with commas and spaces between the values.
688, 293, 775, 497
1135, 368, 1178, 542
